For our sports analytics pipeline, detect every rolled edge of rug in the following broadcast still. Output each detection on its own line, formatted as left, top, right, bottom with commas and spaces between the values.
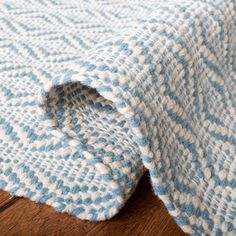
36, 53, 147, 221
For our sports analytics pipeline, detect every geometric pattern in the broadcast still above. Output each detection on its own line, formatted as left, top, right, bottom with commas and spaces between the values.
0, 0, 235, 235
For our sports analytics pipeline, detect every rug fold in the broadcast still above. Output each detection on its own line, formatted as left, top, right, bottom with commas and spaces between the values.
0, 0, 236, 235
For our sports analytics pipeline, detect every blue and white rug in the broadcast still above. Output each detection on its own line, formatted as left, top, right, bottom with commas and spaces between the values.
0, 0, 235, 235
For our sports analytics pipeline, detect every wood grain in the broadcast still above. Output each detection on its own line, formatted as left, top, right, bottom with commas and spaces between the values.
0, 175, 186, 236
0, 192, 11, 204
0, 192, 19, 214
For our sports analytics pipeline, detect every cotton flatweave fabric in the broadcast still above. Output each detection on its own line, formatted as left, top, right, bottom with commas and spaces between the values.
0, 0, 235, 234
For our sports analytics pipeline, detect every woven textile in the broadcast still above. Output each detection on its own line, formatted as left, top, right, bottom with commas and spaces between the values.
0, 0, 235, 234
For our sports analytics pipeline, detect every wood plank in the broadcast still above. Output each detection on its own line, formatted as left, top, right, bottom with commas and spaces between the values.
0, 175, 186, 236
0, 191, 19, 213
0, 197, 97, 236
0, 191, 11, 204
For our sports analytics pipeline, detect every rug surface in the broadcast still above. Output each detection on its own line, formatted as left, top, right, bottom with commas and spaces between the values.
0, 0, 235, 234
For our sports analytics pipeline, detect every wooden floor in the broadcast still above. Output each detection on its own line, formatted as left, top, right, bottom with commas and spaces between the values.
0, 174, 186, 236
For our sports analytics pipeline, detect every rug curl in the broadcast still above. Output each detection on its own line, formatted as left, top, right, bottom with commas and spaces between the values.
0, 0, 235, 235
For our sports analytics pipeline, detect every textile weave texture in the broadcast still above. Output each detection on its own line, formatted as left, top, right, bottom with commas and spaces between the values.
0, 0, 236, 235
